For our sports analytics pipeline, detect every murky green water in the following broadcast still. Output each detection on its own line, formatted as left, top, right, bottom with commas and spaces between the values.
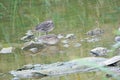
0, 0, 120, 80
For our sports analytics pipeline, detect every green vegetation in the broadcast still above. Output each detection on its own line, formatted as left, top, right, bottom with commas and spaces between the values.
0, 0, 120, 80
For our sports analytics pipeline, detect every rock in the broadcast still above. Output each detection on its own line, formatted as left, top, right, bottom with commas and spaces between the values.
22, 64, 34, 70
10, 57, 120, 80
90, 47, 110, 56
12, 77, 20, 80
105, 67, 120, 78
21, 41, 44, 51
25, 30, 34, 36
115, 36, 120, 42
86, 28, 104, 36
20, 30, 34, 41
10, 70, 47, 79
17, 64, 34, 71
74, 43, 81, 47
87, 37, 100, 43
81, 37, 100, 43
57, 34, 64, 39
102, 56, 120, 66
20, 35, 34, 42
63, 44, 69, 48
61, 40, 69, 44
0, 47, 13, 54
118, 27, 120, 31
10, 57, 108, 79
112, 42, 120, 49
34, 64, 41, 67
65, 34, 76, 39
80, 39, 84, 42
29, 48, 38, 53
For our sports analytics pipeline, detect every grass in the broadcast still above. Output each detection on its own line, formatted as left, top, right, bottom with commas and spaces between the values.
0, 0, 120, 80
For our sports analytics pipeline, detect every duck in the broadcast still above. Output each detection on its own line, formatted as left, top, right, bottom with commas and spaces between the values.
37, 34, 59, 45
35, 20, 54, 35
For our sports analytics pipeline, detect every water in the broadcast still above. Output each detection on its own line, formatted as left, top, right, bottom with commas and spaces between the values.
0, 0, 120, 80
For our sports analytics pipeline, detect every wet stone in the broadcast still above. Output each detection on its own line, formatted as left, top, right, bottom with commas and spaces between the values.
116, 61, 120, 67
29, 48, 38, 53
61, 40, 69, 44
10, 57, 109, 79
65, 34, 76, 39
57, 34, 64, 39
102, 56, 120, 66
20, 35, 34, 42
0, 47, 13, 54
12, 77, 20, 80
25, 30, 34, 36
20, 30, 34, 42
17, 64, 34, 71
74, 43, 81, 47
63, 44, 69, 48
21, 41, 44, 51
115, 36, 120, 42
86, 37, 100, 43
112, 42, 120, 49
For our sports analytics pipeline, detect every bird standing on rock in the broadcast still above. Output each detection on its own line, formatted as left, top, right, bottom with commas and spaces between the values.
35, 20, 54, 35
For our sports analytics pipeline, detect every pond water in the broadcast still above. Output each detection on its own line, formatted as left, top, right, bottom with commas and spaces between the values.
0, 0, 120, 80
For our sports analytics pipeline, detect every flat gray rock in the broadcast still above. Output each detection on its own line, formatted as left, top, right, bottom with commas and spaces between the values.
10, 57, 107, 79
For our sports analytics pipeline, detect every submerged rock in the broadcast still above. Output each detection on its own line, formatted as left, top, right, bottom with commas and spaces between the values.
0, 47, 13, 54
40, 46, 60, 56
